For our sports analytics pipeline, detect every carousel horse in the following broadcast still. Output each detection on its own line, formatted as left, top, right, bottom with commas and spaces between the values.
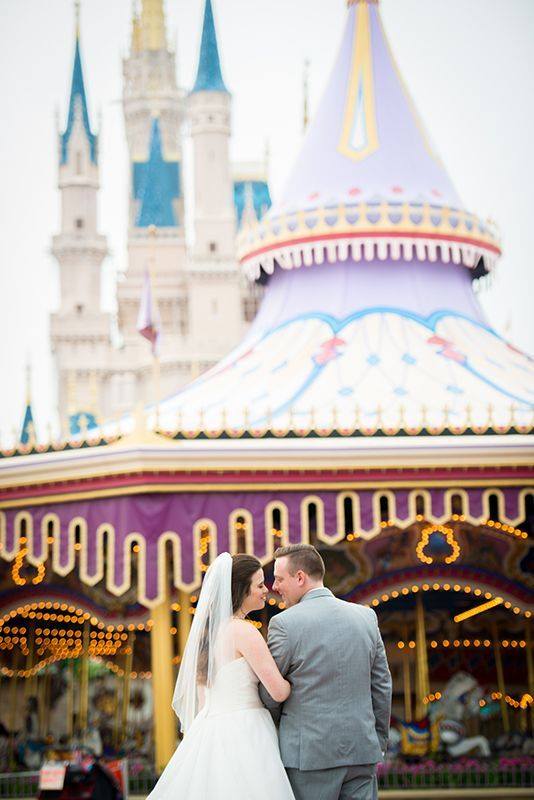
429, 672, 491, 757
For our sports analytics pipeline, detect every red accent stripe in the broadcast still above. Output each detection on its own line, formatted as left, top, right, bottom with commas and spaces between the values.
0, 465, 530, 503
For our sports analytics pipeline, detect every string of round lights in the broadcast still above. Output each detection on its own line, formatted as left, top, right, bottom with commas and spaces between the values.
367, 583, 530, 617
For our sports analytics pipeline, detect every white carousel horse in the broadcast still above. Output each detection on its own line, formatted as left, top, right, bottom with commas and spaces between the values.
429, 672, 491, 757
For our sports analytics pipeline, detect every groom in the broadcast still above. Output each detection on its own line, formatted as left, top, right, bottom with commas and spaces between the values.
259, 544, 392, 800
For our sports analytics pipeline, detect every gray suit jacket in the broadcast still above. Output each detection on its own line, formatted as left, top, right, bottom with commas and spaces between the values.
259, 588, 392, 771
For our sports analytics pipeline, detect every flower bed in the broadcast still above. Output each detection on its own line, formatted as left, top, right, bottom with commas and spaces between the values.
377, 756, 534, 790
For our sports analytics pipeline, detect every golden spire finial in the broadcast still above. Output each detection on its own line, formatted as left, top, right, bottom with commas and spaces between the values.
25, 359, 32, 406
74, 0, 81, 37
140, 0, 167, 51
131, 1, 142, 53
303, 59, 310, 133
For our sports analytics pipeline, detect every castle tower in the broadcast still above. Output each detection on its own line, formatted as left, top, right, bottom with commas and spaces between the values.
188, 0, 236, 259
50, 10, 110, 434
182, 0, 245, 362
118, 0, 189, 408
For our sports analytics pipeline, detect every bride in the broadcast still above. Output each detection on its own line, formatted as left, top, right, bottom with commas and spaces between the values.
147, 552, 295, 799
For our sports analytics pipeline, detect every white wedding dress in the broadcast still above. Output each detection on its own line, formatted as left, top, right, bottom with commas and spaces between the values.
147, 656, 295, 800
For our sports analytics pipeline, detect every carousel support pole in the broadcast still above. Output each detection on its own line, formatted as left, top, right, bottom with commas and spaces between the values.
121, 632, 136, 743
402, 625, 412, 722
8, 654, 20, 769
525, 618, 533, 730
37, 667, 47, 736
177, 591, 191, 662
150, 598, 176, 773
24, 625, 35, 700
415, 594, 430, 720
113, 673, 122, 749
491, 619, 510, 733
66, 659, 75, 742
42, 668, 51, 738
79, 622, 90, 733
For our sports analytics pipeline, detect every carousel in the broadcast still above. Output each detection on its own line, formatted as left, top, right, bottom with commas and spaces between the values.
0, 0, 532, 792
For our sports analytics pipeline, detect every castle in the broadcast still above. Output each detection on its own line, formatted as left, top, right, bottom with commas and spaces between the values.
50, 0, 269, 434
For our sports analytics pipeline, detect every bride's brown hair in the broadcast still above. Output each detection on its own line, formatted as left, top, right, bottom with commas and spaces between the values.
197, 554, 261, 684
231, 553, 261, 613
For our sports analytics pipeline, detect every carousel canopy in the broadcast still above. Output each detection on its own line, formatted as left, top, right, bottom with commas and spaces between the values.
145, 0, 533, 437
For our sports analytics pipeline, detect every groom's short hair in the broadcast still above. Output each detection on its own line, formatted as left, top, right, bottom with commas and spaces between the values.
274, 544, 325, 580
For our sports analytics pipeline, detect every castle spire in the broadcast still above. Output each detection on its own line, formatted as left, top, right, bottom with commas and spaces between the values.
139, 0, 167, 52
191, 0, 228, 93
19, 361, 35, 446
60, 3, 97, 164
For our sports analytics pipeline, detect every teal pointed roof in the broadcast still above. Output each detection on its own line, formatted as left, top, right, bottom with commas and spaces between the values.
134, 118, 180, 228
61, 35, 97, 165
191, 0, 228, 93
19, 403, 35, 446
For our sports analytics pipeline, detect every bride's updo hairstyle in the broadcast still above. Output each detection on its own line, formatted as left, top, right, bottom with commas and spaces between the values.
231, 554, 261, 614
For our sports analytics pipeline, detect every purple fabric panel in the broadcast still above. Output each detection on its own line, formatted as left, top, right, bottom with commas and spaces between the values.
503, 488, 520, 520
247, 259, 486, 344
467, 489, 483, 518
430, 489, 445, 519
394, 490, 410, 521
85, 524, 99, 579
358, 491, 375, 533
29, 507, 45, 560
320, 493, 339, 538
287, 498, 303, 544
5, 511, 16, 553
59, 511, 75, 568
145, 539, 163, 599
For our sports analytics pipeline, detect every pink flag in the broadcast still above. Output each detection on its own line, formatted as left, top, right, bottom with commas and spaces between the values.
137, 268, 161, 356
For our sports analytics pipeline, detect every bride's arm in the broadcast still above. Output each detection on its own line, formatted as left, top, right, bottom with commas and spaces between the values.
234, 621, 291, 702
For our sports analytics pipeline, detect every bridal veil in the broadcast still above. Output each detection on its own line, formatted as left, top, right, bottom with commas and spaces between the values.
172, 552, 235, 732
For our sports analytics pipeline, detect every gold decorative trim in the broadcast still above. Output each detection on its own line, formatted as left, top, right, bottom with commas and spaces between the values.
339, 2, 379, 161
0, 478, 533, 510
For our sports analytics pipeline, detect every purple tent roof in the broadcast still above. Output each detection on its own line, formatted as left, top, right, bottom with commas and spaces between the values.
237, 0, 500, 281
279, 1, 460, 212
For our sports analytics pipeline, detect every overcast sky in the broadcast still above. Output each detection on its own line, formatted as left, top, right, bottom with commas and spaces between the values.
0, 0, 533, 440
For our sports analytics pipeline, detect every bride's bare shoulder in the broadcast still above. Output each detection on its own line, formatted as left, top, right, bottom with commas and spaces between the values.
230, 618, 263, 643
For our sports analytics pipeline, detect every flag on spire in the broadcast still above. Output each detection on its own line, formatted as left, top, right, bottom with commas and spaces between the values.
137, 268, 161, 355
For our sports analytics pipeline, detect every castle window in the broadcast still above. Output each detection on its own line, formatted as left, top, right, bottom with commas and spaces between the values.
211, 299, 218, 315
75, 218, 84, 230
76, 151, 83, 174
209, 241, 217, 253
76, 304, 84, 315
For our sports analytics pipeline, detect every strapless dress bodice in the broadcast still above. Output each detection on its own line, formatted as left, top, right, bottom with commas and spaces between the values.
205, 657, 264, 715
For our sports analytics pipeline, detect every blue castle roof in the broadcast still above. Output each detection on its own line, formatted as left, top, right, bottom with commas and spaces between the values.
69, 411, 98, 436
61, 36, 97, 165
134, 118, 180, 228
191, 0, 228, 94
233, 180, 272, 227
19, 403, 34, 446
